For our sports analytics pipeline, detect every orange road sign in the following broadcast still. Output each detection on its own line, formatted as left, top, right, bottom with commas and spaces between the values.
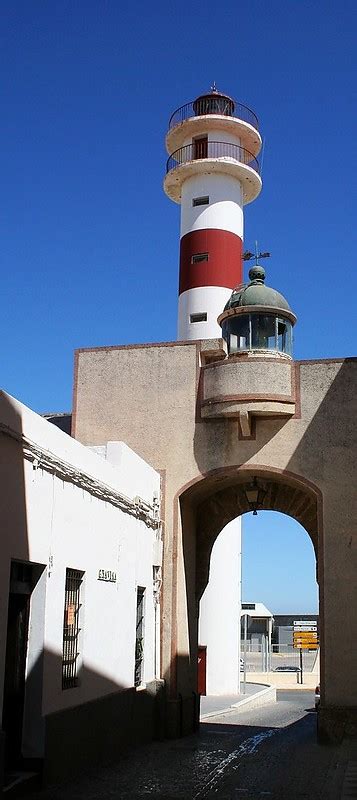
293, 635, 319, 641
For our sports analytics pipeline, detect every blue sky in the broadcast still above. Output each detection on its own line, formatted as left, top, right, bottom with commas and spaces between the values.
2, 1, 355, 611
242, 513, 318, 613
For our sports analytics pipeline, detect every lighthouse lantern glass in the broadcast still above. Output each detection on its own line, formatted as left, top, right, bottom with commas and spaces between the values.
192, 94, 235, 118
251, 314, 276, 350
223, 313, 293, 357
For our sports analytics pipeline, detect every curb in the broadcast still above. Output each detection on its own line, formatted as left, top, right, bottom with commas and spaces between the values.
232, 685, 276, 711
200, 684, 276, 720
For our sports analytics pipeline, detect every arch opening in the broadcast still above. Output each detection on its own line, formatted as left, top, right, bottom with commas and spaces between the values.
173, 466, 323, 729
179, 467, 320, 600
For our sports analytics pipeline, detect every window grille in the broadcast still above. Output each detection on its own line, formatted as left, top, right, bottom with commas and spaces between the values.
62, 568, 83, 690
134, 587, 145, 688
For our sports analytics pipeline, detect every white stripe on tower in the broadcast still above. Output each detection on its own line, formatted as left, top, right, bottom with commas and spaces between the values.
164, 88, 262, 341
178, 172, 243, 339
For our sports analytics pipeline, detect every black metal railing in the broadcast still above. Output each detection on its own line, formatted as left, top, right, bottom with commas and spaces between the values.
166, 141, 260, 175
168, 99, 259, 131
134, 587, 145, 688
62, 568, 83, 690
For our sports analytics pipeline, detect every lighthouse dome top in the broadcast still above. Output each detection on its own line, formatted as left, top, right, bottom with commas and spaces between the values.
192, 86, 236, 117
224, 266, 292, 314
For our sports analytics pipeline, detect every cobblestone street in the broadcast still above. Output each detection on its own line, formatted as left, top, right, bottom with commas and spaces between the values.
28, 691, 357, 799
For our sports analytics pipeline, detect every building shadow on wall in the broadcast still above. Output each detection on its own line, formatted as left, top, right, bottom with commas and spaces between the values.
0, 392, 165, 791
0, 392, 30, 789
31, 649, 165, 788
186, 357, 357, 741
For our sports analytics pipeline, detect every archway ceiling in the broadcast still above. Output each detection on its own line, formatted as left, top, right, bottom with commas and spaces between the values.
189, 476, 318, 599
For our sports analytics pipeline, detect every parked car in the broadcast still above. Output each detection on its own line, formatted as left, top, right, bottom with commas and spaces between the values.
315, 684, 320, 708
274, 665, 301, 672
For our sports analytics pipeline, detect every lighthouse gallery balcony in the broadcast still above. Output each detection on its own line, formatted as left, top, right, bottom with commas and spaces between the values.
164, 140, 262, 205
168, 97, 259, 132
165, 93, 262, 159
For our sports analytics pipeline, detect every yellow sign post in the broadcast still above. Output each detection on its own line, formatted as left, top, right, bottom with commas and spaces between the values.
292, 624, 319, 681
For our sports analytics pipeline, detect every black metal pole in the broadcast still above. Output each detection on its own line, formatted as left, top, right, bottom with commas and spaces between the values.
300, 648, 303, 684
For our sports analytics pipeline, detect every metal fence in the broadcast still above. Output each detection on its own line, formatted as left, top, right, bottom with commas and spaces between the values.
166, 141, 260, 175
241, 642, 319, 674
168, 99, 259, 131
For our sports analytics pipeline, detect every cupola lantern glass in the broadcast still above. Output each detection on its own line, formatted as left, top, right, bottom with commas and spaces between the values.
218, 266, 296, 358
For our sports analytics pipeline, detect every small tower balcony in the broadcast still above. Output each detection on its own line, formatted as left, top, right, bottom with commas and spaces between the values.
165, 90, 262, 159
164, 140, 262, 205
200, 266, 298, 437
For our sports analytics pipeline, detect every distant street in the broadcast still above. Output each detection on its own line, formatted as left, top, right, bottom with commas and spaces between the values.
31, 690, 350, 799
243, 649, 318, 673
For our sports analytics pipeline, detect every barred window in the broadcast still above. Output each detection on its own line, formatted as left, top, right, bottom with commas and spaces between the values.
62, 569, 84, 690
134, 587, 145, 688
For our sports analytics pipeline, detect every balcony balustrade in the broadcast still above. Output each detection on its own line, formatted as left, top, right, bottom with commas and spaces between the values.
166, 141, 260, 176
168, 98, 259, 131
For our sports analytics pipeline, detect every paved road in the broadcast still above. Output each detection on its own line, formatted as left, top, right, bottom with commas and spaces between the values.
244, 649, 317, 673
32, 691, 348, 799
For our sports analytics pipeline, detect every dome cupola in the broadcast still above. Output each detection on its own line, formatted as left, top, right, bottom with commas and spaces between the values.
218, 266, 296, 357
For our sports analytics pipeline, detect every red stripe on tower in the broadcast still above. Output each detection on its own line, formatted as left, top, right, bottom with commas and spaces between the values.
179, 229, 242, 295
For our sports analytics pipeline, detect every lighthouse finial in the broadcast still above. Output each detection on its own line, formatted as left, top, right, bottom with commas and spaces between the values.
210, 81, 218, 93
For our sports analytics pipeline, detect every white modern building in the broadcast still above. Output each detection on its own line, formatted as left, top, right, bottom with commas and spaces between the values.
0, 390, 163, 788
241, 602, 274, 672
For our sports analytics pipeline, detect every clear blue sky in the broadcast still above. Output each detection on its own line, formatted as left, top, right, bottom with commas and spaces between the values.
242, 513, 318, 614
2, 1, 355, 611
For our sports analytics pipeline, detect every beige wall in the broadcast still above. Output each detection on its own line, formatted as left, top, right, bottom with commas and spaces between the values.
73, 341, 357, 741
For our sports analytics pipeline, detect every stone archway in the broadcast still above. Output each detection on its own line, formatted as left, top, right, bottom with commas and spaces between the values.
72, 340, 357, 744
190, 466, 321, 600
172, 465, 323, 737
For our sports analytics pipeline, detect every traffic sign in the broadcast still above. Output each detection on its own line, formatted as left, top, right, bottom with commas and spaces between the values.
293, 625, 317, 632
293, 620, 317, 627
293, 637, 318, 643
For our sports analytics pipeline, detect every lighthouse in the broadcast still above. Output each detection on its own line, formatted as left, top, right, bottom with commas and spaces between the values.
164, 85, 262, 340
164, 87, 262, 696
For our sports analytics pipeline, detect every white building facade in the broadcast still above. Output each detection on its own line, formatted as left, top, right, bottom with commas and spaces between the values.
0, 391, 163, 786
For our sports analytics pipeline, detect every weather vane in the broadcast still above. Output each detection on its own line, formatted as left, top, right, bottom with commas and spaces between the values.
243, 241, 270, 264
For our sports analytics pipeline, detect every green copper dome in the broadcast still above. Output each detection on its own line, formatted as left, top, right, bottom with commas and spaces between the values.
224, 266, 292, 313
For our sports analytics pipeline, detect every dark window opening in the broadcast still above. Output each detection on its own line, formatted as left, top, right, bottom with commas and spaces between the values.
190, 313, 207, 324
135, 587, 145, 687
191, 253, 208, 264
193, 136, 208, 159
192, 196, 209, 207
62, 568, 83, 690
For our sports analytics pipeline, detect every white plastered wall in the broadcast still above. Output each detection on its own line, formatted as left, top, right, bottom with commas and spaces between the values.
180, 174, 243, 238
0, 391, 160, 755
178, 285, 231, 340
199, 518, 242, 695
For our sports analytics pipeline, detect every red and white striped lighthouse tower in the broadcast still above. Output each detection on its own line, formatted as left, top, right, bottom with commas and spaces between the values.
164, 86, 262, 340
